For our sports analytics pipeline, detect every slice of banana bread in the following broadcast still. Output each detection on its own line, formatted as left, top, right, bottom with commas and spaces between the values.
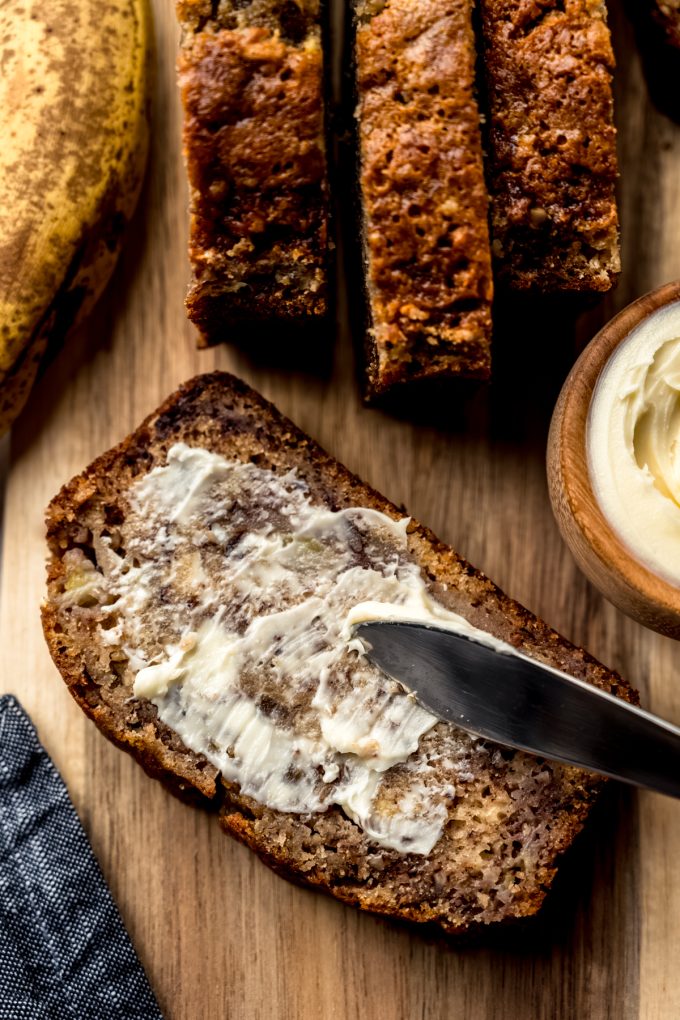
177, 1, 330, 342
42, 373, 634, 936
478, 0, 620, 294
648, 0, 680, 47
352, 0, 494, 399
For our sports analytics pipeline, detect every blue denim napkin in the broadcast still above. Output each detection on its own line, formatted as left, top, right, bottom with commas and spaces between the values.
0, 695, 163, 1019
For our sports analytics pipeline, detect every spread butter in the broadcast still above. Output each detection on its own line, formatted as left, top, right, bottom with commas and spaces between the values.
91, 443, 514, 855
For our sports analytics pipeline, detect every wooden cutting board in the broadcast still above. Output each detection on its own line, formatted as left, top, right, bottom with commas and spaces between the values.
1, 1, 679, 1017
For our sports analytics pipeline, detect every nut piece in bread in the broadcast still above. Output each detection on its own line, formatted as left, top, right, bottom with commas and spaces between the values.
478, 0, 620, 294
43, 373, 635, 935
352, 0, 494, 398
177, 0, 330, 343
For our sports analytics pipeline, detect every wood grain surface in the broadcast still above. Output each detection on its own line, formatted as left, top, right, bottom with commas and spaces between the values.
1, 2, 679, 1017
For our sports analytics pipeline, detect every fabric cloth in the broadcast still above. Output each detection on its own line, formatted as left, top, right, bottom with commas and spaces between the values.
0, 695, 163, 1019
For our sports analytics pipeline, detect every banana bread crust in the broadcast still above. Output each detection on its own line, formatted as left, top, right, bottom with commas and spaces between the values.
42, 373, 636, 935
178, 1, 329, 341
353, 0, 493, 398
479, 0, 620, 293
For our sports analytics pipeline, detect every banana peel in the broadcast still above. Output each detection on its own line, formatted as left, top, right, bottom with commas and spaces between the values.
0, 0, 151, 435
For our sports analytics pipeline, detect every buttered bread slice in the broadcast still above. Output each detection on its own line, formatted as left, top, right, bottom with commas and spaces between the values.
43, 374, 634, 934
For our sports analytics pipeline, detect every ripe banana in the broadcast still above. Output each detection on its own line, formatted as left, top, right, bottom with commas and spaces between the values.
0, 0, 151, 435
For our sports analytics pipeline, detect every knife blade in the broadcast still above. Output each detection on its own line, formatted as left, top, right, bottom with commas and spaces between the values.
355, 621, 680, 799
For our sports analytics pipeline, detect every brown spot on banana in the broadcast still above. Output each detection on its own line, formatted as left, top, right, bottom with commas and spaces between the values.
0, 0, 151, 435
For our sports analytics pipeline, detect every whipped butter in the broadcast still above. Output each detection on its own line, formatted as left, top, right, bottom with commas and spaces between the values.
588, 302, 680, 586
89, 443, 513, 856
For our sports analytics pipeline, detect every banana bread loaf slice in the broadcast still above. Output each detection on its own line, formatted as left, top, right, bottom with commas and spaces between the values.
177, 1, 330, 342
42, 373, 635, 936
478, 0, 620, 294
648, 0, 680, 47
352, 0, 494, 399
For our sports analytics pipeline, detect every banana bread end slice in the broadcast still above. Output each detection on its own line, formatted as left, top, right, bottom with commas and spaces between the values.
648, 0, 680, 47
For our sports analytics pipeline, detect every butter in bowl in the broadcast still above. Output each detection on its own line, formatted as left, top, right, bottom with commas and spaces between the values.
547, 281, 680, 637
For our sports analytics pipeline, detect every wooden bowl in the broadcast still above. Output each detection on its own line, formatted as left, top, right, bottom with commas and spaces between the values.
547, 281, 680, 639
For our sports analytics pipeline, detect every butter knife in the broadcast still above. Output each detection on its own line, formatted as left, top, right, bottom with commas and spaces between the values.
355, 621, 680, 798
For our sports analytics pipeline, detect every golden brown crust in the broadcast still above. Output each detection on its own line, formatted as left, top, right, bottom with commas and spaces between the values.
43, 373, 636, 935
353, 0, 493, 397
479, 0, 620, 293
178, 3, 329, 340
